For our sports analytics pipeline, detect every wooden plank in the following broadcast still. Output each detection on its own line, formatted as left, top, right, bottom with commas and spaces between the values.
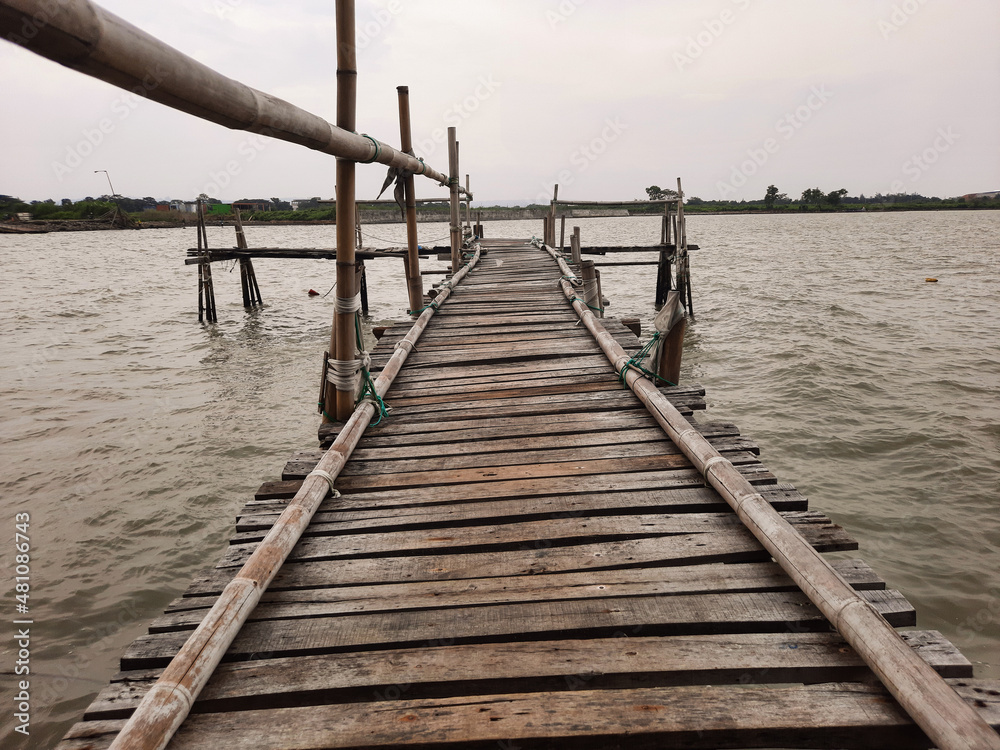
285, 452, 757, 489
54, 679, 1000, 750
83, 631, 969, 721
121, 588, 913, 668
238, 484, 801, 535
165, 559, 885, 615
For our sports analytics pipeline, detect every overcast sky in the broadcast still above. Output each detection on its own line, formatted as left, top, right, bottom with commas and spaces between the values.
2, 0, 998, 204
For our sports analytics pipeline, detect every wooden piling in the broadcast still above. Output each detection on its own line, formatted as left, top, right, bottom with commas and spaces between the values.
396, 85, 423, 316
580, 259, 602, 317
323, 0, 360, 423
233, 208, 261, 308
571, 225, 582, 265
559, 214, 566, 254
547, 184, 559, 245
464, 174, 472, 236
654, 291, 686, 386
448, 127, 461, 276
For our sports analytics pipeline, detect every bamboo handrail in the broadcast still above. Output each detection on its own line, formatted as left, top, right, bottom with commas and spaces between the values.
0, 0, 469, 196
107, 246, 481, 750
542, 243, 1000, 750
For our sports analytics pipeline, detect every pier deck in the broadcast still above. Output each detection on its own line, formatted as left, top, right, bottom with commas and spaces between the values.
60, 239, 1000, 749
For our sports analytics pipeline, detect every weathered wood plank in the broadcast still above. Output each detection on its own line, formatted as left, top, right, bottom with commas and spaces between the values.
121, 588, 913, 668
83, 631, 969, 721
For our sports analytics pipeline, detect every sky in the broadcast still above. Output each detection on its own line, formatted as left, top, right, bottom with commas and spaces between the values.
2, 0, 998, 205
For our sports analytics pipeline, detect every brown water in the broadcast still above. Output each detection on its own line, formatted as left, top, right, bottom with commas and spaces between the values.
1, 211, 998, 747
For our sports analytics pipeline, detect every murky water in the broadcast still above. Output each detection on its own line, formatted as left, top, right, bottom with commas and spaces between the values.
1, 211, 997, 747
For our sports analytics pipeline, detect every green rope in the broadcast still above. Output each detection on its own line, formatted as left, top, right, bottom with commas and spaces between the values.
354, 315, 389, 425
359, 134, 381, 164
617, 331, 678, 388
570, 297, 603, 313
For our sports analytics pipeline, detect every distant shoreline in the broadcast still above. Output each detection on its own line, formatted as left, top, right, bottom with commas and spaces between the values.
2, 203, 996, 234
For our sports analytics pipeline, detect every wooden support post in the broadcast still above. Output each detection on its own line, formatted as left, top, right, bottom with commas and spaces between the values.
448, 127, 461, 275
571, 225, 582, 265
580, 259, 602, 317
354, 203, 363, 249
677, 177, 693, 315
559, 214, 566, 254
475, 211, 483, 239
233, 208, 261, 308
357, 259, 368, 316
550, 184, 562, 246
464, 174, 472, 236
654, 291, 686, 386
595, 268, 606, 318
396, 85, 423, 316
323, 0, 360, 423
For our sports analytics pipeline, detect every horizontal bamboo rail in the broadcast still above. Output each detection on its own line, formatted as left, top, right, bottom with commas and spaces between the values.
0, 0, 469, 196
108, 246, 481, 750
543, 243, 1000, 750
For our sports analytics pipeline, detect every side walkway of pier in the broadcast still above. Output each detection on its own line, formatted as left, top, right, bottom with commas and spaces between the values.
59, 239, 1000, 749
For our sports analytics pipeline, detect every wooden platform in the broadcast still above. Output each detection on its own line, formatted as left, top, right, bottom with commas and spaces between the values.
59, 239, 1000, 749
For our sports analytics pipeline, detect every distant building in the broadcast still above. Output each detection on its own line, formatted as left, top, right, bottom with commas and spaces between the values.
232, 200, 272, 213
963, 190, 1000, 200
169, 201, 199, 213
156, 204, 170, 212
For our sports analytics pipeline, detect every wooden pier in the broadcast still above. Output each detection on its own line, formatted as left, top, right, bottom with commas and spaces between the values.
58, 239, 1000, 749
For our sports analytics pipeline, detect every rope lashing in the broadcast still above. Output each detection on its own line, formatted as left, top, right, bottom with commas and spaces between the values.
307, 469, 341, 498
335, 293, 362, 314
358, 134, 381, 164
569, 297, 604, 313
326, 357, 362, 391
616, 331, 678, 388
354, 315, 389, 426
394, 340, 417, 354
416, 157, 426, 175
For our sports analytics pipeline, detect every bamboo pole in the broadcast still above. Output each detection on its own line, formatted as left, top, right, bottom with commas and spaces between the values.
327, 0, 359, 423
580, 259, 602, 317
464, 174, 472, 235
396, 86, 423, 315
543, 245, 1000, 750
571, 225, 582, 265
447, 127, 461, 275
559, 214, 566, 254
0, 0, 469, 196
547, 184, 558, 245
109, 243, 482, 750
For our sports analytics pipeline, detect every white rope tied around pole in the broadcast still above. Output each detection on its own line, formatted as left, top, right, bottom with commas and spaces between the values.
307, 469, 341, 498
326, 357, 361, 391
394, 340, 416, 354
335, 293, 362, 314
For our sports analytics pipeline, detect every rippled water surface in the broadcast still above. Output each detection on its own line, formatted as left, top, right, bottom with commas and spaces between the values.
1, 212, 998, 747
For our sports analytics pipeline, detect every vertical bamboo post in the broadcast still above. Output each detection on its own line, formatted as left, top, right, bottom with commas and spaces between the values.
559, 214, 566, 254
677, 177, 693, 315
595, 268, 605, 318
580, 259, 601, 316
234, 208, 254, 308
571, 225, 582, 265
356, 259, 368, 315
447, 127, 461, 275
323, 0, 359, 423
547, 184, 558, 245
396, 85, 423, 315
354, 203, 363, 249
476, 211, 483, 239
464, 174, 472, 236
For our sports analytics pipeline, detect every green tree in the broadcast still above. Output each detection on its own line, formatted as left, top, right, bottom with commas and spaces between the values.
826, 188, 848, 207
801, 188, 825, 207
764, 185, 788, 210
645, 185, 665, 200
